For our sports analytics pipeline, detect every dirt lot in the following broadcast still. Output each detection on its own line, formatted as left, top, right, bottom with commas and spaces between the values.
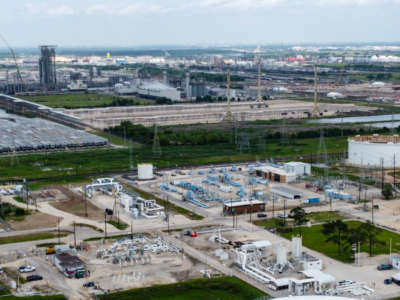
8, 211, 59, 231
50, 187, 104, 221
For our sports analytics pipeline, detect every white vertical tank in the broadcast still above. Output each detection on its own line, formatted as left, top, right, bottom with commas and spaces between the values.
276, 244, 287, 265
291, 236, 302, 259
138, 163, 154, 180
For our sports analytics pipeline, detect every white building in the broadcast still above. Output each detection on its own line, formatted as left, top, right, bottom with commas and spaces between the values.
284, 162, 311, 177
348, 134, 400, 167
115, 80, 181, 101
253, 165, 297, 183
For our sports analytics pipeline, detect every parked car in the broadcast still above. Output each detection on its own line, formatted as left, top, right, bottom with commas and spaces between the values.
19, 266, 36, 273
83, 281, 95, 288
378, 264, 393, 271
257, 213, 267, 218
278, 213, 288, 219
26, 275, 42, 282
384, 278, 393, 285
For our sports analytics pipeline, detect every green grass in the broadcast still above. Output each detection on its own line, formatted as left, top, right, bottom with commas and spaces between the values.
1, 136, 347, 186
75, 223, 103, 232
131, 186, 204, 220
306, 211, 346, 223
21, 93, 141, 109
281, 221, 400, 263
13, 196, 25, 204
107, 220, 128, 230
97, 276, 269, 300
84, 234, 132, 242
0, 232, 68, 245
253, 212, 346, 228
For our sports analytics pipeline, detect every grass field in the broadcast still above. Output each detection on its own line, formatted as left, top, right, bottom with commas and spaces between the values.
0, 136, 347, 186
21, 93, 142, 109
281, 221, 400, 262
0, 232, 68, 245
97, 276, 269, 300
253, 211, 346, 228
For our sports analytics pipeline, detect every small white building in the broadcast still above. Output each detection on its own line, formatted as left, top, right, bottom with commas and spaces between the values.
254, 165, 297, 183
283, 162, 311, 177
392, 256, 400, 269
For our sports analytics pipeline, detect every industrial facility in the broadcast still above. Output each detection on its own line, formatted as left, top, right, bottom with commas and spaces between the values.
64, 100, 371, 129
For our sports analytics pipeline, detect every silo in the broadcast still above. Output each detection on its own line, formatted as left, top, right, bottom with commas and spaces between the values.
138, 163, 154, 180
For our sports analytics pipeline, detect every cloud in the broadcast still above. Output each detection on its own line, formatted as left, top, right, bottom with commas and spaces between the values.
315, 0, 400, 6
22, 0, 400, 18
24, 3, 75, 16
85, 2, 166, 16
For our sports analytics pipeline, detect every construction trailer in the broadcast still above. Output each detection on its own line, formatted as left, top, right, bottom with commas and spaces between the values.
253, 166, 297, 183
54, 253, 86, 278
223, 200, 265, 215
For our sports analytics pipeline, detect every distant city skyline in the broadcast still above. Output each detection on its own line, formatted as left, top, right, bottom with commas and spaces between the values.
1, 0, 400, 47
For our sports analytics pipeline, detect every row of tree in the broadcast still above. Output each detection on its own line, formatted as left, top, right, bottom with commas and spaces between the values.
105, 120, 398, 148
288, 207, 383, 258
105, 121, 231, 146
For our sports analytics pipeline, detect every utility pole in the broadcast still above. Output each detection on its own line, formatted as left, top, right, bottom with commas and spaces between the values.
371, 198, 375, 224
381, 158, 385, 192
225, 63, 233, 121
73, 222, 76, 249
312, 64, 319, 117
104, 210, 107, 239
84, 186, 88, 217
166, 196, 170, 234
272, 194, 275, 218
394, 154, 396, 189
131, 220, 133, 240
283, 198, 287, 226
57, 217, 61, 244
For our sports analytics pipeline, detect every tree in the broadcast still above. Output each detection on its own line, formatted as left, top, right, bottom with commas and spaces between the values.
363, 221, 384, 257
290, 207, 308, 235
382, 184, 393, 200
322, 220, 349, 255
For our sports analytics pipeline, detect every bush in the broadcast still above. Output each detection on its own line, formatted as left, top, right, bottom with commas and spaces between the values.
382, 184, 393, 200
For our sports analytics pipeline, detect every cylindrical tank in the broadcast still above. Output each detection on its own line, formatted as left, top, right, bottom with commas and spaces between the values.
348, 135, 400, 167
138, 163, 153, 180
292, 237, 302, 259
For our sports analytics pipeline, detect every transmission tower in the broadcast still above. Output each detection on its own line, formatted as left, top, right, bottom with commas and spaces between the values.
152, 124, 162, 157
237, 132, 250, 153
280, 118, 289, 145
312, 65, 319, 118
317, 128, 328, 184
224, 64, 234, 122
256, 58, 263, 102
257, 134, 266, 152
129, 140, 134, 171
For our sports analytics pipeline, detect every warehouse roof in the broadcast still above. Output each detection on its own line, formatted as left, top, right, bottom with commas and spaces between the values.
224, 200, 265, 207
0, 109, 107, 151
55, 253, 85, 269
254, 165, 296, 176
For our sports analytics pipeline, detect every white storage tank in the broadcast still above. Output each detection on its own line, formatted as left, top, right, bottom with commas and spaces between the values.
138, 163, 154, 180
348, 135, 400, 167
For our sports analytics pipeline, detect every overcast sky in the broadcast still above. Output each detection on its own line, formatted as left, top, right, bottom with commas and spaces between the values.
2, 0, 400, 47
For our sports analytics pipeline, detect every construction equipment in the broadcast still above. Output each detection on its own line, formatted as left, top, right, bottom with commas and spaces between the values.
0, 33, 24, 92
